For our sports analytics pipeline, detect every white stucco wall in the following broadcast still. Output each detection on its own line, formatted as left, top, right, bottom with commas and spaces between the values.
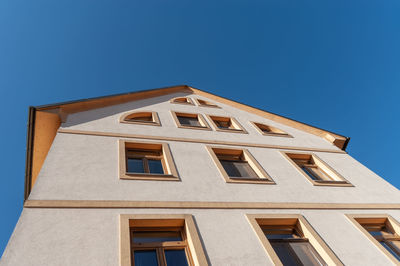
3, 92, 400, 265
29, 133, 399, 203
2, 208, 400, 266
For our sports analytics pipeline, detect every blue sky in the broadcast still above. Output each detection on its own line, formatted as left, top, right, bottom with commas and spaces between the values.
1, 0, 399, 256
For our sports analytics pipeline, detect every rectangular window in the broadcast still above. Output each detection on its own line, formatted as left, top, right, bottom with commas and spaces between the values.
283, 152, 352, 186
247, 214, 343, 266
120, 214, 208, 266
206, 115, 247, 133
171, 111, 211, 130
119, 140, 179, 181
206, 146, 274, 184
347, 215, 400, 263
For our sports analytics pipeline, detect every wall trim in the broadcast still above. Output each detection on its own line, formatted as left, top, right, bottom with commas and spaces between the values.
24, 200, 400, 209
58, 129, 346, 154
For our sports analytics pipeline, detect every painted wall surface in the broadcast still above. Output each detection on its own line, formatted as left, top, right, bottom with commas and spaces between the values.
2, 208, 400, 266
29, 133, 399, 203
60, 92, 339, 150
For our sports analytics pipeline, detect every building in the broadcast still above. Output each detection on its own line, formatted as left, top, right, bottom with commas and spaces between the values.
1, 85, 400, 265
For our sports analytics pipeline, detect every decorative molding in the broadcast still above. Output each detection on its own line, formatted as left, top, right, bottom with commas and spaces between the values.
58, 129, 346, 154
24, 200, 400, 209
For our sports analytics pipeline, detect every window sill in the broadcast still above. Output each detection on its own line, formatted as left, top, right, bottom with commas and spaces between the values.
312, 180, 353, 187
120, 121, 161, 126
177, 125, 212, 131
226, 178, 276, 184
121, 173, 180, 181
215, 128, 248, 134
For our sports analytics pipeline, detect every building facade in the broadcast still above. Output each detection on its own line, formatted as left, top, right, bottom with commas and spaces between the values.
1, 85, 400, 265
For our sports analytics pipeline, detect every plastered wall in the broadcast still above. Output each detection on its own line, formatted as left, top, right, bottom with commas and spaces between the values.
2, 208, 400, 266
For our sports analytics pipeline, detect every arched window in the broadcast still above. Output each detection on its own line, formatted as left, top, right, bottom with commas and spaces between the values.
170, 97, 194, 105
251, 122, 291, 137
120, 112, 161, 126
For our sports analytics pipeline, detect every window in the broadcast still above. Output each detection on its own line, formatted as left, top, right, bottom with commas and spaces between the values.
120, 112, 161, 126
194, 98, 220, 108
347, 214, 400, 263
120, 214, 208, 266
251, 122, 291, 137
206, 146, 274, 184
206, 115, 247, 133
171, 111, 211, 130
119, 140, 179, 181
247, 214, 343, 266
170, 97, 194, 105
283, 152, 351, 186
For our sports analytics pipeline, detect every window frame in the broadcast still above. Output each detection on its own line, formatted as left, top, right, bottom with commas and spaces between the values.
120, 111, 161, 126
250, 121, 292, 138
193, 98, 220, 108
170, 97, 195, 106
119, 140, 180, 181
206, 146, 275, 184
346, 214, 400, 264
246, 214, 343, 266
120, 214, 209, 266
171, 111, 212, 131
281, 151, 352, 187
206, 115, 247, 134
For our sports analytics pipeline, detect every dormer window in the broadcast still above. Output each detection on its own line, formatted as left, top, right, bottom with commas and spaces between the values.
171, 111, 211, 130
194, 98, 220, 108
120, 112, 160, 126
251, 122, 291, 137
207, 115, 247, 133
170, 97, 194, 105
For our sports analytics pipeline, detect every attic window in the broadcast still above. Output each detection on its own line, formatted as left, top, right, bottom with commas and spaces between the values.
171, 111, 211, 130
251, 122, 291, 137
120, 112, 160, 126
283, 152, 352, 186
207, 115, 247, 133
170, 97, 194, 105
194, 98, 220, 108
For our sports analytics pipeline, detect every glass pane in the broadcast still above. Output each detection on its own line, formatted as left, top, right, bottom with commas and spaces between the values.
127, 158, 145, 173
271, 242, 300, 266
165, 249, 189, 266
215, 120, 232, 129
148, 159, 164, 174
382, 241, 400, 261
133, 231, 182, 243
301, 166, 320, 181
134, 250, 158, 266
130, 116, 152, 122
290, 242, 327, 266
264, 228, 298, 239
221, 160, 258, 179
178, 116, 201, 127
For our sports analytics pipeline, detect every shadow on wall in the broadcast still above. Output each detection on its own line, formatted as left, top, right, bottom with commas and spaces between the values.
61, 92, 194, 127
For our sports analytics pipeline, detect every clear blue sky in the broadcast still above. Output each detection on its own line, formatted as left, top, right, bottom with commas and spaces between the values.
1, 0, 399, 256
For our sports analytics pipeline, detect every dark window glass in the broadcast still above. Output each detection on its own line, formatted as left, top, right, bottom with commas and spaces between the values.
301, 166, 319, 181
178, 116, 201, 127
130, 116, 153, 122
221, 160, 258, 179
127, 158, 145, 173
134, 250, 158, 266
271, 242, 300, 266
133, 231, 182, 243
215, 120, 232, 129
148, 159, 164, 174
165, 249, 189, 266
381, 242, 400, 260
